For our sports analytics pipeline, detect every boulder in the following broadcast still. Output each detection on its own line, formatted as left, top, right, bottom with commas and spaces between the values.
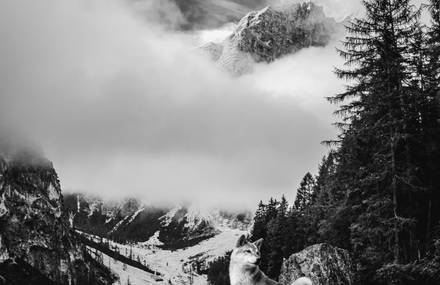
279, 243, 357, 285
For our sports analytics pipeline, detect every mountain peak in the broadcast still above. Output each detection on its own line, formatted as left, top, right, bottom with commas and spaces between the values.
201, 1, 344, 75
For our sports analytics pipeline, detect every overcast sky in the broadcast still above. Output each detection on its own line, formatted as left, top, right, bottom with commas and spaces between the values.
0, 0, 428, 209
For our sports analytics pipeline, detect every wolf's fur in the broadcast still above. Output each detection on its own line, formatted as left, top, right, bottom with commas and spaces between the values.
229, 235, 312, 285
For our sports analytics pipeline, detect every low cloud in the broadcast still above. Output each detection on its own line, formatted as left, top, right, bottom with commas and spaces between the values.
0, 0, 346, 209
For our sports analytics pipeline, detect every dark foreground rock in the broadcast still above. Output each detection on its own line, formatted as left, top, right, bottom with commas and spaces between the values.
0, 145, 116, 285
279, 243, 356, 285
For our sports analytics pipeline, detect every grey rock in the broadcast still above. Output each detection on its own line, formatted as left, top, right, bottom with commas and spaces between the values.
279, 243, 357, 285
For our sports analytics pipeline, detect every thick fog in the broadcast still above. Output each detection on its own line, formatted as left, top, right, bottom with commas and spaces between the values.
1, 0, 422, 209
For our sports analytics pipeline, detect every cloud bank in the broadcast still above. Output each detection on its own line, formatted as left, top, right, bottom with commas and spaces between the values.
0, 0, 348, 209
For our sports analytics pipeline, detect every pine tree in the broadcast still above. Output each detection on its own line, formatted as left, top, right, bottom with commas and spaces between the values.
294, 173, 315, 211
265, 198, 278, 222
284, 206, 300, 255
257, 198, 277, 274
265, 196, 288, 279
427, 0, 440, 92
250, 201, 267, 241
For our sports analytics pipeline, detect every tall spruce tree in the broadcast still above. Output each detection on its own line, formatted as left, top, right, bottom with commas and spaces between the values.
294, 172, 316, 211
331, 0, 432, 282
265, 196, 288, 279
251, 201, 267, 241
428, 0, 440, 92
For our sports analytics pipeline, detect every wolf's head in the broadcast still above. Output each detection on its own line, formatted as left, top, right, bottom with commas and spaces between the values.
231, 235, 263, 266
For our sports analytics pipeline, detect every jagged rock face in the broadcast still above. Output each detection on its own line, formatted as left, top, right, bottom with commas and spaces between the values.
279, 243, 357, 285
64, 193, 120, 237
108, 206, 166, 243
201, 2, 344, 75
0, 151, 113, 284
64, 193, 168, 243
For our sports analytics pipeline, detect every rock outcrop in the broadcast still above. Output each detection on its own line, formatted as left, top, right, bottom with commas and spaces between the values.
0, 146, 115, 284
279, 243, 357, 285
201, 2, 345, 75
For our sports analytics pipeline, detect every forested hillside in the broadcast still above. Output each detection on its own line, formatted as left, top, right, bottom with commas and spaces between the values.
209, 0, 440, 284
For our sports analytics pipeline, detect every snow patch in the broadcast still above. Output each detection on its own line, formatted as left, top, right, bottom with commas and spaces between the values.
0, 193, 8, 217
47, 183, 59, 201
160, 205, 183, 227
128, 207, 144, 224
109, 215, 130, 234
140, 231, 163, 247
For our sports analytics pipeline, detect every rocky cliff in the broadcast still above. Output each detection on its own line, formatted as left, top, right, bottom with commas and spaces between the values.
0, 146, 115, 284
279, 243, 357, 285
201, 2, 345, 75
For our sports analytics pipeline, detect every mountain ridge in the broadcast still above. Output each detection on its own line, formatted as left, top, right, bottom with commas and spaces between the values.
64, 193, 252, 249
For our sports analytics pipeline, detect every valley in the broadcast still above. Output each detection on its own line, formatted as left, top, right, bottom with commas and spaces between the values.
80, 223, 247, 284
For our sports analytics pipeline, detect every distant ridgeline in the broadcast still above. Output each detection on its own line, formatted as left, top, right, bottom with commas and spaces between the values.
63, 194, 252, 250
63, 194, 167, 243
0, 145, 116, 284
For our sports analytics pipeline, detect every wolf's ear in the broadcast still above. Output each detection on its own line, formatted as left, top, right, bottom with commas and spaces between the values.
236, 235, 246, 247
254, 238, 263, 250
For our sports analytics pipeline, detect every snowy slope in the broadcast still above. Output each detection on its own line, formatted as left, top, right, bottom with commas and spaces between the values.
140, 226, 246, 284
84, 226, 247, 285
88, 247, 164, 285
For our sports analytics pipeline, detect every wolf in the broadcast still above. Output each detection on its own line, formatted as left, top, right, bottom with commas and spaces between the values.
229, 235, 312, 285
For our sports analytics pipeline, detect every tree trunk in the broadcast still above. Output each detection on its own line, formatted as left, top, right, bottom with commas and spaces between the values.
391, 135, 400, 264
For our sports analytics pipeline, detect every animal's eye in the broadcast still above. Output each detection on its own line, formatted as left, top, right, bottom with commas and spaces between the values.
246, 250, 252, 253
